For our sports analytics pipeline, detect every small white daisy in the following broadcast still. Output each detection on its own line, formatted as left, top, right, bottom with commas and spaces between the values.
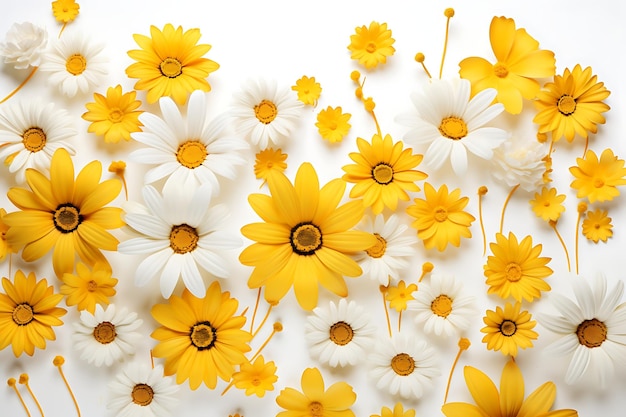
230, 78, 302, 149
539, 273, 626, 388
396, 77, 507, 176
117, 183, 242, 299
408, 272, 475, 337
108, 362, 179, 417
39, 32, 107, 97
73, 304, 143, 367
131, 90, 247, 194
305, 298, 377, 367
0, 99, 75, 184
353, 214, 418, 286
491, 136, 548, 192
0, 22, 48, 69
368, 333, 440, 399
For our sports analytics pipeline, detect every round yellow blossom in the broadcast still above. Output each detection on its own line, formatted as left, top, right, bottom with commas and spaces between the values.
348, 21, 396, 70
582, 209, 613, 243
232, 355, 278, 397
386, 280, 417, 312
481, 301, 538, 357
52, 0, 79, 23
60, 262, 118, 313
316, 106, 351, 143
292, 76, 322, 106
529, 186, 566, 222
82, 85, 143, 143
254, 148, 288, 184
570, 148, 626, 203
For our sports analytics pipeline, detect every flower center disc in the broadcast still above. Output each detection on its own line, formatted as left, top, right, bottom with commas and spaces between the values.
434, 207, 448, 222
53, 204, 81, 233
366, 233, 387, 258
494, 63, 509, 78
500, 319, 517, 337
391, 353, 415, 376
593, 178, 605, 188
290, 223, 322, 255
169, 224, 199, 254
22, 127, 47, 152
439, 117, 468, 140
372, 163, 394, 184
93, 321, 116, 344
87, 280, 98, 292
131, 383, 154, 406
505, 262, 522, 282
160, 57, 183, 78
108, 108, 124, 123
12, 303, 34, 325
190, 322, 217, 350
329, 321, 354, 346
431, 294, 453, 318
254, 99, 278, 124
366, 42, 377, 53
66, 53, 87, 75
176, 140, 208, 169
309, 402, 324, 417
557, 95, 577, 115
576, 318, 607, 348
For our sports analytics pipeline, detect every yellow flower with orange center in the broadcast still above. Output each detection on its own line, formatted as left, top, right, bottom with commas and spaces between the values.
582, 209, 613, 243
348, 21, 396, 69
569, 148, 626, 203
481, 301, 538, 357
82, 85, 143, 143
292, 75, 322, 106
529, 186, 566, 222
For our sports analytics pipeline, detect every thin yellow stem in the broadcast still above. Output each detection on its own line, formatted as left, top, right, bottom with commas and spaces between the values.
220, 380, 235, 396
370, 110, 382, 138
55, 361, 81, 417
582, 136, 589, 158
251, 323, 282, 361
443, 338, 470, 405
380, 286, 392, 337
439, 16, 452, 79
150, 349, 154, 369
420, 62, 432, 79
0, 66, 38, 104
21, 378, 44, 417
58, 22, 68, 38
478, 186, 488, 256
121, 176, 128, 201
240, 306, 249, 317
251, 303, 273, 339
249, 288, 262, 333
8, 379, 31, 417
499, 184, 519, 234
398, 310, 402, 332
418, 262, 434, 283
575, 211, 582, 275
550, 220, 571, 272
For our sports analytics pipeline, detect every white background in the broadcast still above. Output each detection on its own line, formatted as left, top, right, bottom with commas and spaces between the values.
1, 1, 625, 416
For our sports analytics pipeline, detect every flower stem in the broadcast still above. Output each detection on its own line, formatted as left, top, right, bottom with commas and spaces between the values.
249, 288, 262, 333
575, 203, 587, 275
499, 184, 519, 234
251, 322, 283, 362
251, 303, 274, 339
398, 310, 402, 332
443, 338, 470, 404
582, 136, 589, 158
439, 9, 454, 79
478, 186, 488, 256
53, 357, 81, 417
58, 22, 68, 38
0, 66, 38, 104
550, 220, 571, 272
380, 285, 392, 337
7, 378, 31, 417
19, 375, 44, 417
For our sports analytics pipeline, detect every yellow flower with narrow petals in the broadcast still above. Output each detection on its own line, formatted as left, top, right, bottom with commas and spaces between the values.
0, 208, 17, 262
60, 262, 117, 313
240, 163, 376, 311
232, 355, 278, 397
292, 76, 322, 106
569, 148, 626, 203
254, 148, 288, 185
385, 280, 417, 312
82, 85, 143, 144
316, 106, 352, 143
529, 186, 565, 222
52, 0, 79, 23
481, 302, 538, 357
582, 209, 613, 243
348, 21, 395, 70
459, 16, 556, 114
371, 403, 415, 417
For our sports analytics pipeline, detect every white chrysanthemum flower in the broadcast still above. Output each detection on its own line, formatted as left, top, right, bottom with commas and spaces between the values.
39, 32, 107, 97
131, 90, 247, 194
0, 99, 75, 184
0, 22, 48, 69
368, 333, 440, 398
353, 214, 418, 285
230, 78, 302, 149
397, 77, 507, 176
491, 136, 548, 192
408, 272, 475, 337
305, 298, 376, 367
108, 362, 179, 417
539, 273, 626, 388
118, 183, 242, 299
73, 304, 143, 367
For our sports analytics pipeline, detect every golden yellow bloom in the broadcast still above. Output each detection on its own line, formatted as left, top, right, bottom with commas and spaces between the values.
0, 270, 66, 357
276, 367, 356, 417
459, 16, 555, 114
151, 281, 251, 390
348, 21, 396, 70
582, 209, 613, 243
529, 186, 565, 222
60, 262, 117, 313
82, 85, 143, 143
406, 183, 475, 251
126, 24, 219, 105
254, 148, 287, 184
386, 280, 417, 312
342, 134, 427, 214
371, 402, 415, 417
232, 355, 278, 397
316, 106, 352, 143
570, 148, 626, 203
481, 302, 538, 357
52, 0, 79, 23
0, 208, 17, 263
292, 76, 322, 106
484, 232, 552, 302
3, 148, 123, 278
534, 65, 610, 142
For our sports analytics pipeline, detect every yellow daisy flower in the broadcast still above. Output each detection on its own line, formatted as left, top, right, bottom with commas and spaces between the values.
3, 148, 124, 278
232, 355, 278, 397
52, 0, 79, 23
529, 186, 565, 222
276, 367, 356, 417
484, 232, 553, 302
371, 402, 415, 417
459, 16, 555, 114
0, 270, 66, 357
385, 280, 417, 312
126, 24, 219, 105
316, 106, 351, 143
254, 147, 287, 185
60, 262, 118, 313
82, 85, 143, 144
534, 65, 610, 142
348, 21, 396, 70
0, 208, 17, 262
569, 148, 626, 203
151, 281, 251, 390
582, 209, 613, 243
406, 183, 475, 251
292, 75, 322, 106
240, 162, 376, 311
342, 134, 427, 214
481, 302, 538, 357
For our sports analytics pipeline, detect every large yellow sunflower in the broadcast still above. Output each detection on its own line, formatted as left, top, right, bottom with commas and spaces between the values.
342, 134, 427, 214
151, 280, 251, 390
4, 148, 123, 278
240, 163, 376, 311
126, 24, 219, 105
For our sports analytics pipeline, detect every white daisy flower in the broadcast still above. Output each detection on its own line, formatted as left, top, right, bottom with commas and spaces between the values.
0, 99, 75, 184
491, 136, 548, 192
39, 32, 107, 97
539, 273, 626, 388
230, 78, 302, 149
73, 304, 143, 367
368, 333, 440, 399
396, 77, 507, 176
408, 272, 475, 337
0, 22, 48, 69
353, 214, 418, 286
305, 298, 376, 367
117, 183, 242, 299
108, 362, 179, 417
131, 90, 247, 194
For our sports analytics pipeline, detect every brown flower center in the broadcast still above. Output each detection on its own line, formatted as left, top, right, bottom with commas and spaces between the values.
366, 42, 377, 53
329, 321, 354, 346
576, 318, 607, 348
365, 233, 387, 258
87, 280, 98, 292
108, 108, 124, 123
131, 383, 154, 406
254, 99, 278, 124
160, 57, 183, 78
372, 163, 394, 184
494, 63, 509, 78
22, 127, 47, 152
505, 262, 522, 282
190, 321, 217, 350
12, 303, 34, 326
499, 319, 517, 337
93, 321, 116, 344
169, 224, 199, 254
66, 53, 87, 75
431, 294, 453, 318
557, 95, 577, 116
391, 353, 415, 376
53, 204, 82, 233
434, 206, 448, 222
309, 401, 324, 417
290, 223, 322, 255
439, 116, 468, 140
176, 140, 208, 169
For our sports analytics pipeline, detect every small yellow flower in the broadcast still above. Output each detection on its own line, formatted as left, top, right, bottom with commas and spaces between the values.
52, 0, 79, 23
481, 302, 538, 357
386, 280, 417, 312
0, 208, 17, 263
582, 209, 613, 243
371, 402, 416, 417
292, 76, 322, 106
60, 262, 118, 313
316, 106, 351, 143
232, 355, 278, 397
348, 21, 396, 70
529, 186, 565, 222
82, 85, 143, 144
108, 160, 126, 175
253, 148, 287, 185
570, 148, 626, 203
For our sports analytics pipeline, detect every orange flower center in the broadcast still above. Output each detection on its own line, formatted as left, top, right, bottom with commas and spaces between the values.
576, 318, 607, 348
557, 95, 577, 116
160, 57, 183, 78
131, 383, 154, 406
505, 262, 522, 282
499, 319, 517, 337
87, 280, 98, 292
366, 233, 387, 258
93, 321, 116, 344
593, 178, 605, 188
494, 63, 509, 78
391, 353, 415, 376
190, 322, 217, 350
254, 99, 278, 124
176, 140, 208, 169
66, 53, 87, 75
366, 42, 377, 53
108, 108, 124, 123
372, 163, 394, 184
22, 127, 47, 152
438, 116, 468, 140
309, 402, 324, 417
12, 303, 34, 326
169, 224, 199, 254
329, 321, 354, 346
53, 204, 82, 233
431, 294, 453, 318
290, 223, 322, 255
434, 206, 448, 222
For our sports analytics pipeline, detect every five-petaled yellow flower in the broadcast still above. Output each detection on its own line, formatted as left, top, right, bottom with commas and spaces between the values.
82, 85, 143, 143
529, 186, 565, 222
569, 148, 626, 203
481, 301, 538, 357
316, 106, 352, 143
232, 355, 278, 397
582, 209, 613, 243
386, 280, 417, 312
348, 21, 396, 70
292, 75, 322, 106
